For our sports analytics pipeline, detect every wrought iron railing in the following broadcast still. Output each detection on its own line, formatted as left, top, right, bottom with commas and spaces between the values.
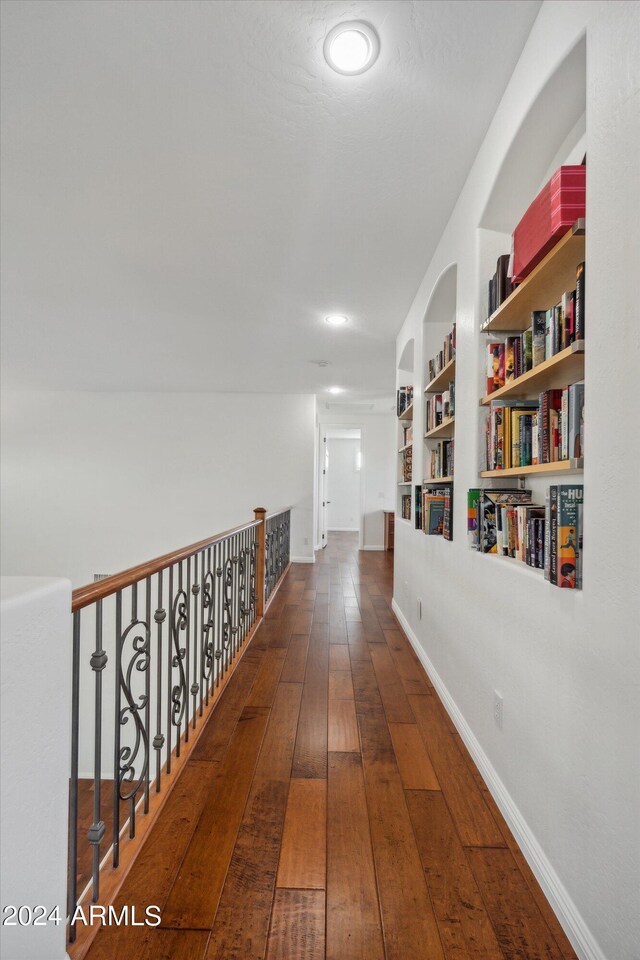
67, 506, 290, 950
264, 508, 291, 603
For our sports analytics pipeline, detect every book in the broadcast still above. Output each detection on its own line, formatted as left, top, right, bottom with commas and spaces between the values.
477, 489, 532, 553
443, 486, 453, 541
415, 485, 423, 530
549, 486, 559, 584
575, 261, 585, 339
496, 254, 511, 306
424, 494, 445, 536
532, 311, 546, 366
467, 489, 480, 549
557, 484, 583, 588
568, 381, 584, 459
544, 489, 551, 580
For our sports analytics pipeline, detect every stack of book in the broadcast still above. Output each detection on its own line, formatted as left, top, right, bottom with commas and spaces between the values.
400, 494, 412, 520
397, 386, 414, 416
414, 485, 423, 530
486, 261, 585, 394
485, 383, 584, 470
428, 439, 454, 480
427, 323, 456, 383
487, 254, 513, 319
425, 384, 454, 432
467, 485, 583, 587
401, 423, 413, 446
401, 447, 413, 482
423, 486, 453, 540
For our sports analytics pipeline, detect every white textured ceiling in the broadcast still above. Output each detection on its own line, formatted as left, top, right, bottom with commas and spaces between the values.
1, 0, 540, 397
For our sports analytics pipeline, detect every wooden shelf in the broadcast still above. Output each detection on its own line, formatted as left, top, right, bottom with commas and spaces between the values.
398, 443, 412, 453
423, 477, 453, 484
480, 458, 583, 479
480, 341, 585, 405
424, 417, 455, 440
481, 220, 585, 333
424, 358, 455, 393
398, 402, 414, 421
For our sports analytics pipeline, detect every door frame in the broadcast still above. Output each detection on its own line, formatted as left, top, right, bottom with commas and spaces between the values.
316, 422, 365, 552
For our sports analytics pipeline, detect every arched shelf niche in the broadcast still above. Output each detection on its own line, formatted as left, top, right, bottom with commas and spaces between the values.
395, 337, 415, 519
480, 34, 586, 235
475, 34, 586, 500
422, 263, 458, 498
422, 263, 458, 386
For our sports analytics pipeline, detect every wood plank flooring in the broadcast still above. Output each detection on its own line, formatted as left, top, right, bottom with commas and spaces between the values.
84, 532, 577, 960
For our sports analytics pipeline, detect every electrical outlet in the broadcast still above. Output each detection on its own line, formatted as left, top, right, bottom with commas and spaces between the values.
417, 598, 422, 620
304, 537, 309, 545
493, 691, 503, 730
403, 580, 409, 599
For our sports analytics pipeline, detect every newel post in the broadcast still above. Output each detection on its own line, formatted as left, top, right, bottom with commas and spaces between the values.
254, 507, 267, 618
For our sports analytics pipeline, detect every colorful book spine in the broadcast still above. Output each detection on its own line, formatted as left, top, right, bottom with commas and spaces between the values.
467, 489, 480, 548
549, 486, 558, 584
575, 261, 585, 339
557, 485, 583, 588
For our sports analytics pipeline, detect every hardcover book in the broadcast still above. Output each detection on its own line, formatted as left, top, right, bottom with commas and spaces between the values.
557, 484, 583, 589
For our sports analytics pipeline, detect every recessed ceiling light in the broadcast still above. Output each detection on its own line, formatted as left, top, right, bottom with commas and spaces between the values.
328, 386, 343, 394
324, 22, 380, 76
325, 314, 348, 326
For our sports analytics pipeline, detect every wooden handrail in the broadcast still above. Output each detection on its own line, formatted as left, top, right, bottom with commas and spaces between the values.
71, 518, 262, 612
265, 505, 292, 520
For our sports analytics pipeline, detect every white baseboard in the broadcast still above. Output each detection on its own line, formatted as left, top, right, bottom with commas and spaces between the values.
362, 545, 384, 551
391, 598, 604, 960
328, 527, 359, 532
291, 555, 315, 564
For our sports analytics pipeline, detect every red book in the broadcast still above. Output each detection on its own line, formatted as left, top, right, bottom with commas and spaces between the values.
512, 166, 586, 283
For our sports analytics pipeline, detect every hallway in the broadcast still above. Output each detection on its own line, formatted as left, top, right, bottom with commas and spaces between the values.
84, 532, 576, 960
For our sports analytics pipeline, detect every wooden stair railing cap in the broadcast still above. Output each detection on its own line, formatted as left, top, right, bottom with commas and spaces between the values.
72, 517, 262, 612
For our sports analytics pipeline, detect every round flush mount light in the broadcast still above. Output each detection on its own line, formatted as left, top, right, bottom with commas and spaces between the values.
328, 386, 343, 394
324, 22, 380, 76
325, 314, 348, 326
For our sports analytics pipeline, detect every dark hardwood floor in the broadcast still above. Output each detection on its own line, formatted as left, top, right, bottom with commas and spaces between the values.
84, 532, 577, 960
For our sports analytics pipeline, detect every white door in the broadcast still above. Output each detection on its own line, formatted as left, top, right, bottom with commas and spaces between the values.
321, 433, 329, 548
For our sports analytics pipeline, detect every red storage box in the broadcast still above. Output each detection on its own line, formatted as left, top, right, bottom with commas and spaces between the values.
512, 165, 586, 283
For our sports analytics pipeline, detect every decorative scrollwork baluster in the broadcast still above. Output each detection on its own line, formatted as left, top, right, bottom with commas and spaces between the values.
153, 571, 166, 793
170, 569, 188, 759
202, 563, 215, 706
88, 599, 107, 900
117, 582, 151, 842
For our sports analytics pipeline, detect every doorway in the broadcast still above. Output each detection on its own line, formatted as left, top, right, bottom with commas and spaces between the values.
319, 427, 362, 550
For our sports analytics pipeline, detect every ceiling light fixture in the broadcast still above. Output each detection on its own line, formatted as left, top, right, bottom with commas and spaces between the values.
325, 314, 348, 326
324, 22, 380, 76
328, 386, 343, 394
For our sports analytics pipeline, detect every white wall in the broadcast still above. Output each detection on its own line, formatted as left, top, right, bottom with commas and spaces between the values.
327, 437, 360, 531
393, 4, 640, 960
1, 390, 317, 586
1, 577, 72, 960
317, 408, 396, 550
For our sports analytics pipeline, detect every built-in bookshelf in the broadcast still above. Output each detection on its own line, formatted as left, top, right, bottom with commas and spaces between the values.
479, 341, 584, 405
481, 219, 585, 333
396, 384, 414, 519
423, 322, 456, 540
468, 484, 583, 589
480, 459, 583, 479
424, 416, 455, 440
477, 215, 585, 589
424, 357, 455, 393
481, 220, 585, 480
